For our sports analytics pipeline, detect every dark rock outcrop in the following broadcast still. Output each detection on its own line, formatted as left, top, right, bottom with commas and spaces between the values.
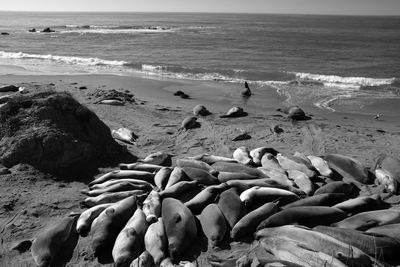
42, 27, 55, 33
0, 91, 134, 180
0, 85, 19, 92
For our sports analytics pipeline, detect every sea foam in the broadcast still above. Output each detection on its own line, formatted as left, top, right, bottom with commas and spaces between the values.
0, 51, 127, 66
296, 72, 395, 88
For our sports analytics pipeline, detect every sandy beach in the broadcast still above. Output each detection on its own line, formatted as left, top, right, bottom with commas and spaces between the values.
1, 70, 400, 266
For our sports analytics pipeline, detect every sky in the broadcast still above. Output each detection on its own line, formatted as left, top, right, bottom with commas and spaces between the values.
1, 0, 400, 15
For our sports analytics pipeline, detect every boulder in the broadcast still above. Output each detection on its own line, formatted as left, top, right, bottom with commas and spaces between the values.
0, 91, 134, 180
0, 85, 19, 92
42, 27, 55, 33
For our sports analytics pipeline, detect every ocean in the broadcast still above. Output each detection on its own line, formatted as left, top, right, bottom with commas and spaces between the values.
0, 11, 399, 113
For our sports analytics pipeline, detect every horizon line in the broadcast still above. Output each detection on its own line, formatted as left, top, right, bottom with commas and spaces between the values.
0, 10, 399, 17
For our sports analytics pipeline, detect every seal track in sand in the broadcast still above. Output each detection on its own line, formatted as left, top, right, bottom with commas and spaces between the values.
301, 123, 324, 156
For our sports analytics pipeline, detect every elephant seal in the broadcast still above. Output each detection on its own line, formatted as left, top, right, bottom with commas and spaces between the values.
154, 167, 173, 190
277, 154, 315, 178
162, 198, 197, 261
99, 99, 125, 106
278, 106, 307, 120
129, 250, 154, 267
259, 237, 349, 267
112, 207, 148, 267
165, 167, 188, 189
366, 223, 400, 242
179, 116, 199, 132
260, 153, 286, 173
91, 196, 137, 263
112, 127, 136, 144
226, 178, 305, 196
373, 154, 400, 193
217, 171, 259, 183
176, 158, 216, 172
144, 218, 168, 265
332, 209, 400, 231
313, 225, 400, 260
314, 181, 359, 197
212, 161, 266, 177
76, 203, 112, 237
185, 183, 228, 214
219, 106, 247, 118
159, 180, 198, 200
287, 170, 314, 195
193, 104, 211, 116
217, 188, 246, 229
258, 167, 295, 187
282, 193, 346, 209
188, 154, 237, 165
256, 206, 348, 230
231, 202, 278, 240
82, 182, 151, 197
307, 155, 332, 177
31, 214, 80, 267
142, 190, 161, 223
81, 190, 147, 208
89, 170, 155, 186
181, 167, 219, 185
241, 81, 252, 97
324, 154, 374, 184
256, 225, 373, 267
233, 146, 253, 165
199, 203, 227, 247
240, 186, 299, 208
118, 162, 164, 173
333, 195, 389, 215
250, 147, 278, 166
140, 151, 172, 166
89, 179, 153, 191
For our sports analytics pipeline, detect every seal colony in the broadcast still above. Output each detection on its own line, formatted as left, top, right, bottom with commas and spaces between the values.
28, 147, 400, 266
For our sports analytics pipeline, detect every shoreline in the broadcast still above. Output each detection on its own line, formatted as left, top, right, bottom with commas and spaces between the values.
1, 70, 400, 131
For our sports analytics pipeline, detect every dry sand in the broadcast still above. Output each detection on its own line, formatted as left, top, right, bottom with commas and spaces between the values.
1, 73, 400, 266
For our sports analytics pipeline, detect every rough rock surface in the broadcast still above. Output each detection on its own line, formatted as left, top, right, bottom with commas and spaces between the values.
0, 91, 133, 180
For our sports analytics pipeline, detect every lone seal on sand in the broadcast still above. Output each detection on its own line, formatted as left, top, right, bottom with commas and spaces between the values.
193, 104, 211, 116
220, 107, 247, 118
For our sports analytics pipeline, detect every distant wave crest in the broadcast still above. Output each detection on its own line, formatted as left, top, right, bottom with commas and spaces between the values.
295, 72, 395, 88
58, 24, 175, 34
0, 51, 127, 66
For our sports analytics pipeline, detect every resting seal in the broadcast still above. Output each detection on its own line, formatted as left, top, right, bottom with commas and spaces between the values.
233, 146, 253, 165
144, 218, 168, 265
112, 207, 148, 266
31, 214, 80, 267
193, 104, 211, 116
162, 198, 197, 261
199, 203, 227, 247
91, 196, 137, 263
256, 206, 347, 230
373, 154, 400, 193
219, 106, 247, 118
